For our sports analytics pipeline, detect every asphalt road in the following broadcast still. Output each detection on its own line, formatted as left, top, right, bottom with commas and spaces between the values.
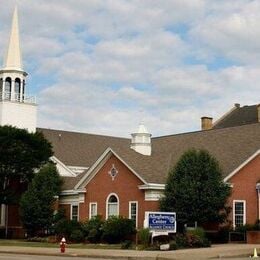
0, 254, 122, 260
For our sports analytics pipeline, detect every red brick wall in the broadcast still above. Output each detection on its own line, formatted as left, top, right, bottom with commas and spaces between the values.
59, 204, 71, 220
228, 154, 260, 226
80, 154, 159, 228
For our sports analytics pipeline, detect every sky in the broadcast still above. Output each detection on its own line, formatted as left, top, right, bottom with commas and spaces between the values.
0, 0, 259, 137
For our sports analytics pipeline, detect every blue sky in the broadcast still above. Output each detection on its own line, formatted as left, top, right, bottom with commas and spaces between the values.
0, 0, 259, 137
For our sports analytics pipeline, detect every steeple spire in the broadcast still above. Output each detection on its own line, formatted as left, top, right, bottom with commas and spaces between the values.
0, 5, 37, 133
3, 6, 23, 71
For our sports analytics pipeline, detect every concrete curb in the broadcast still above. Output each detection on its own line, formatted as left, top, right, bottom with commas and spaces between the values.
0, 250, 158, 260
0, 250, 254, 259
0, 244, 258, 260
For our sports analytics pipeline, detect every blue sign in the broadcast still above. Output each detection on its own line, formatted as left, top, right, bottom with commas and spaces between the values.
147, 212, 176, 232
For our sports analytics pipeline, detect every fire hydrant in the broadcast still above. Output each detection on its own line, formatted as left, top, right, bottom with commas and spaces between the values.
60, 237, 66, 253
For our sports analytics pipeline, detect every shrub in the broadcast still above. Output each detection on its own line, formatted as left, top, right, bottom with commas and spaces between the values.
186, 228, 211, 248
102, 216, 136, 244
188, 227, 206, 240
53, 219, 82, 241
70, 229, 85, 243
138, 228, 150, 248
175, 233, 188, 249
175, 228, 210, 249
82, 215, 104, 243
169, 240, 177, 250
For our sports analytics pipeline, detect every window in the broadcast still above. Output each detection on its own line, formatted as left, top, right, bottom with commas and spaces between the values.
4, 78, 11, 100
71, 205, 79, 221
106, 194, 119, 218
89, 202, 97, 219
0, 204, 5, 226
233, 200, 246, 228
0, 78, 3, 95
22, 80, 25, 100
129, 201, 138, 227
14, 78, 21, 101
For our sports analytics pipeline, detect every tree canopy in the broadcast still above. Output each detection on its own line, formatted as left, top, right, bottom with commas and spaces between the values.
0, 125, 53, 204
160, 149, 231, 226
20, 163, 63, 236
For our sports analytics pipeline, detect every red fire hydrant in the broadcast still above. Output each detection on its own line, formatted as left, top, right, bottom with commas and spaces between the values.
60, 237, 66, 253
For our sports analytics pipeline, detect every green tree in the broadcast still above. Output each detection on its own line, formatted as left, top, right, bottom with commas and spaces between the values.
20, 163, 63, 236
0, 125, 53, 204
160, 149, 231, 227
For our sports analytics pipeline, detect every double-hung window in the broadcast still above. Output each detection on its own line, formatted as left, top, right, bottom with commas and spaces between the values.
233, 200, 246, 228
89, 202, 97, 219
129, 201, 138, 227
71, 205, 79, 221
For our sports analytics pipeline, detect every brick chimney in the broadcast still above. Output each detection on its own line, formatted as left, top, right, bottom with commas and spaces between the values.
201, 117, 213, 130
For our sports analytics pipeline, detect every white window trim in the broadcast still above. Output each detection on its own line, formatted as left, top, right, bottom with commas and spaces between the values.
70, 204, 79, 221
106, 193, 119, 219
89, 202, 98, 219
233, 200, 246, 228
129, 201, 138, 228
0, 204, 5, 227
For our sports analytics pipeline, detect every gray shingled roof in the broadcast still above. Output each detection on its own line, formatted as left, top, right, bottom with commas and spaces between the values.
213, 105, 259, 129
38, 122, 260, 188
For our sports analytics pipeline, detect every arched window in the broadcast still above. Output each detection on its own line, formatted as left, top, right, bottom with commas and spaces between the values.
15, 78, 21, 101
106, 194, 119, 218
22, 80, 25, 97
4, 78, 11, 100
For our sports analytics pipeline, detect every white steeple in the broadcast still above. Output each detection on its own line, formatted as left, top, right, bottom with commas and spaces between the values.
3, 6, 23, 72
0, 6, 37, 133
131, 123, 152, 156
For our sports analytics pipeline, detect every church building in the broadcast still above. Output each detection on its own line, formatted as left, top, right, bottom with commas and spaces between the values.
0, 8, 260, 238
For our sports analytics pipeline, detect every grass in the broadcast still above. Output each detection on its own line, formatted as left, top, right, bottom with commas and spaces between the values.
0, 239, 122, 249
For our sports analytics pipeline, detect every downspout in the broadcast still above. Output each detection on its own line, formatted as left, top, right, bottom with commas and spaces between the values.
5, 205, 8, 238
256, 183, 260, 221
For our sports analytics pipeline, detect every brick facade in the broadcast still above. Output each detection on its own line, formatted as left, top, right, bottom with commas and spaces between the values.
228, 154, 260, 226
79, 154, 159, 228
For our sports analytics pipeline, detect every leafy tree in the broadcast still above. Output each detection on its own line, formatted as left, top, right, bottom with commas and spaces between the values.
0, 125, 53, 204
20, 163, 63, 236
160, 149, 231, 227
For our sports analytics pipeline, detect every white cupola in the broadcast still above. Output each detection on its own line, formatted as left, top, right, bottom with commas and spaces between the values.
130, 124, 152, 156
0, 6, 37, 132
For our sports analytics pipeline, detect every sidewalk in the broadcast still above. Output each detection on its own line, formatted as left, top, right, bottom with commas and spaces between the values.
0, 243, 259, 259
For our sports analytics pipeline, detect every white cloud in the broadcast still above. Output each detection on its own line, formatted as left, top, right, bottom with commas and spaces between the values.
0, 1, 259, 137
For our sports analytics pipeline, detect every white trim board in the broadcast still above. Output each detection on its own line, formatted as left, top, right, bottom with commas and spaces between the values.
233, 200, 246, 228
139, 183, 165, 190
51, 156, 77, 177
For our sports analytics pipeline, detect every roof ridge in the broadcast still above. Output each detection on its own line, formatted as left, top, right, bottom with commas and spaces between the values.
37, 127, 130, 140
152, 122, 260, 140
212, 106, 238, 127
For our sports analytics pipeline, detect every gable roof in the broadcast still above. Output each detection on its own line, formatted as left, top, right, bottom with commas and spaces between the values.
75, 148, 147, 190
223, 149, 260, 182
38, 122, 260, 187
213, 104, 259, 129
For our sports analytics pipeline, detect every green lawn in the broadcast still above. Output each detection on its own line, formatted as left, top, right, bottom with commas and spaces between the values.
0, 239, 122, 249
